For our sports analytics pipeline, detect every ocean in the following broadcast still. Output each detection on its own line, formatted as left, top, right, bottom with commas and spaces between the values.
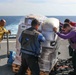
0, 16, 76, 34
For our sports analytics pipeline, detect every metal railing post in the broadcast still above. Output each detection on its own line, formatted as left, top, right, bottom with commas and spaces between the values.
6, 33, 9, 57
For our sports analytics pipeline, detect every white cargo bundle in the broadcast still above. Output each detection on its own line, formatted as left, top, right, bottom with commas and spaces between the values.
42, 31, 55, 41
41, 41, 57, 48
42, 18, 59, 32
39, 18, 59, 72
13, 14, 47, 65
39, 59, 51, 72
13, 23, 27, 65
13, 15, 59, 73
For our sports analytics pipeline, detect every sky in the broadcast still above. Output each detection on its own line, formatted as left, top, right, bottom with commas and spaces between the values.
0, 0, 76, 16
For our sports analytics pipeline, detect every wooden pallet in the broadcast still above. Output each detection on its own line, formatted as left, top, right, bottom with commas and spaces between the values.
40, 71, 49, 75
12, 64, 20, 73
12, 64, 49, 75
12, 64, 31, 75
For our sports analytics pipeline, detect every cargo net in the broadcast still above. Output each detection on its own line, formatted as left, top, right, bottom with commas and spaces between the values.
55, 58, 73, 75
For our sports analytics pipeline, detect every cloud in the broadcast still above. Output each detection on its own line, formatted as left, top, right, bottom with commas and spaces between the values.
0, 0, 13, 3
25, 0, 48, 3
0, 0, 50, 3
1, 0, 76, 4
0, 0, 45, 3
0, 0, 76, 16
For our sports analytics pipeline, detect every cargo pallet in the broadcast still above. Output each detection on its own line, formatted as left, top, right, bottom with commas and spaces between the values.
12, 64, 31, 75
12, 63, 49, 75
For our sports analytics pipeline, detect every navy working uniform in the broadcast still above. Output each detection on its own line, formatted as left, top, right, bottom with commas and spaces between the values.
17, 27, 45, 75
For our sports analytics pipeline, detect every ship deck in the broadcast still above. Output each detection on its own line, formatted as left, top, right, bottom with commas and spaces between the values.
0, 38, 71, 75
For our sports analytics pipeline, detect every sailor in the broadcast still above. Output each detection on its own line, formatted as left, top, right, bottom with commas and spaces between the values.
15, 19, 45, 75
0, 19, 11, 50
64, 19, 74, 57
64, 19, 76, 27
53, 23, 76, 75
0, 19, 11, 42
